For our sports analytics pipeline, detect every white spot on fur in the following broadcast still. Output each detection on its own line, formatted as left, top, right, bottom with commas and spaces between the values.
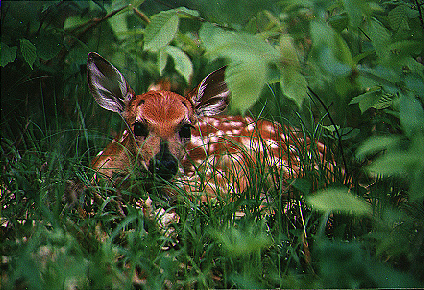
231, 121, 243, 127
265, 124, 276, 134
119, 130, 129, 142
265, 139, 279, 149
209, 136, 219, 143
247, 123, 255, 132
282, 133, 293, 141
190, 136, 204, 147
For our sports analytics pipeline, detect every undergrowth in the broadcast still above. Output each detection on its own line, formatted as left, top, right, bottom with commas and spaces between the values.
2, 0, 424, 288
2, 90, 422, 288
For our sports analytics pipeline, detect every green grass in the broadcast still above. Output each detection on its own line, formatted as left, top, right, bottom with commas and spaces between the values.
2, 0, 424, 287
1, 87, 423, 290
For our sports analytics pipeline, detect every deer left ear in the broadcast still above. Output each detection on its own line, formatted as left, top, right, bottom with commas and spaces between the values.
87, 52, 133, 114
188, 66, 231, 117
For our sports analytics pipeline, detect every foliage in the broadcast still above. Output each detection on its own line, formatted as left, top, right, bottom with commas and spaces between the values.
1, 0, 424, 288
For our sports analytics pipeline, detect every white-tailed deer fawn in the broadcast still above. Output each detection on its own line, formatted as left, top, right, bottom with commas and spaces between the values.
88, 52, 329, 199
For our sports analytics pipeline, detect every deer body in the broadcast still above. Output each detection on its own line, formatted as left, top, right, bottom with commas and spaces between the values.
88, 52, 326, 196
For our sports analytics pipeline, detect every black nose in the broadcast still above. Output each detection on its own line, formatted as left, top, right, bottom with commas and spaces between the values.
148, 142, 178, 180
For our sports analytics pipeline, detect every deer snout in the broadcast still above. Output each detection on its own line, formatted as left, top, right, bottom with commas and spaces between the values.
148, 141, 179, 180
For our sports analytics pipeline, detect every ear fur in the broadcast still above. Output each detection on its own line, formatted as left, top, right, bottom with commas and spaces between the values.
87, 52, 133, 113
188, 66, 231, 117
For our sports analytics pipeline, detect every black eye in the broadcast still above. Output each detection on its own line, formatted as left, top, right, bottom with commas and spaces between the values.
179, 124, 192, 139
133, 122, 148, 137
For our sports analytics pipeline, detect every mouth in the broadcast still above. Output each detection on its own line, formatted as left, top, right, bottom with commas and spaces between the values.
147, 157, 179, 181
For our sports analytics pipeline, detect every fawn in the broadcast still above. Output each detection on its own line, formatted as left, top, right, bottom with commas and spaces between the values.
87, 52, 329, 200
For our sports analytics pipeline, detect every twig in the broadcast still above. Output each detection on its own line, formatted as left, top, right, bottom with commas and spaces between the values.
307, 87, 349, 183
66, 4, 129, 36
46, 5, 130, 67
133, 7, 150, 24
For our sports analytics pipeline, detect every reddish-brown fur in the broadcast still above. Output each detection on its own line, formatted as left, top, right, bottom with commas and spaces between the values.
87, 52, 329, 198
91, 90, 196, 179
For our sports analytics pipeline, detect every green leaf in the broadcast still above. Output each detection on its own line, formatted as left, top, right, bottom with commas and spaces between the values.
164, 45, 193, 83
0, 42, 17, 66
226, 61, 267, 113
400, 92, 424, 137
321, 124, 340, 134
307, 188, 372, 216
280, 69, 308, 108
175, 7, 200, 18
405, 73, 424, 98
367, 18, 391, 60
291, 178, 312, 195
367, 151, 418, 177
64, 15, 90, 31
388, 4, 410, 31
310, 21, 353, 76
200, 23, 280, 113
159, 50, 168, 76
210, 222, 272, 257
349, 88, 385, 113
363, 134, 424, 201
200, 23, 279, 63
387, 40, 422, 59
356, 135, 400, 161
33, 32, 62, 61
20, 38, 37, 69
279, 35, 308, 107
144, 9, 179, 51
328, 14, 349, 32
343, 0, 365, 28
108, 8, 131, 41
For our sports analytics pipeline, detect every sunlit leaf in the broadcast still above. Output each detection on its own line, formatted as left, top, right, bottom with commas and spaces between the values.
164, 45, 193, 83
367, 152, 417, 176
210, 222, 272, 257
310, 21, 353, 76
349, 88, 383, 113
159, 49, 168, 76
200, 23, 279, 63
356, 135, 400, 160
279, 35, 308, 107
20, 38, 37, 70
144, 9, 179, 51
108, 9, 131, 41
307, 188, 372, 216
200, 23, 280, 113
226, 61, 267, 113
175, 7, 200, 17
280, 69, 308, 108
64, 15, 90, 31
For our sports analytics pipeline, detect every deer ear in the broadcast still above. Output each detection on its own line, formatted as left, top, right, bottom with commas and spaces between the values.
188, 66, 231, 117
87, 52, 133, 113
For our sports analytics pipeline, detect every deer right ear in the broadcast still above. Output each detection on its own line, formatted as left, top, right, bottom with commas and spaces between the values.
188, 66, 231, 117
87, 52, 133, 114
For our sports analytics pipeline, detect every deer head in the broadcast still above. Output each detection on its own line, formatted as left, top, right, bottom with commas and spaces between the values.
87, 52, 230, 181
